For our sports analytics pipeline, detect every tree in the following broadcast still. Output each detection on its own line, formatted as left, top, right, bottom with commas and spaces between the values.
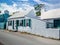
34, 4, 44, 16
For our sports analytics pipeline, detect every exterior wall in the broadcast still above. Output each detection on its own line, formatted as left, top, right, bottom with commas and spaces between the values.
0, 22, 5, 29
30, 18, 60, 39
44, 19, 54, 23
45, 29, 60, 39
7, 17, 60, 39
7, 19, 13, 30
0, 12, 10, 29
7, 17, 31, 31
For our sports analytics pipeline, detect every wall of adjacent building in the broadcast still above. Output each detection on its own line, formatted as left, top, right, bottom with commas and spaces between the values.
0, 22, 5, 29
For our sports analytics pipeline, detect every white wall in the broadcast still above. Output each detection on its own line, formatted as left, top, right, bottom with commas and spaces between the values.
7, 17, 60, 39
25, 17, 60, 39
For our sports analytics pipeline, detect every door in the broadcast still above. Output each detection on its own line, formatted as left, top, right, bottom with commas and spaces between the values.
16, 20, 19, 31
12, 20, 14, 29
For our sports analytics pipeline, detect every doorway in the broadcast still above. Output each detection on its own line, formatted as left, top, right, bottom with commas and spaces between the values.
16, 20, 19, 31
12, 20, 14, 29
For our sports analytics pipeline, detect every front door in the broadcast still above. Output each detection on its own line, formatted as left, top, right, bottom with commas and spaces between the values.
16, 20, 19, 31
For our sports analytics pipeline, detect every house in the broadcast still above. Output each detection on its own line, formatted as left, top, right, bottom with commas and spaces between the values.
7, 8, 46, 35
41, 8, 60, 28
7, 8, 60, 39
41, 8, 60, 39
0, 10, 10, 29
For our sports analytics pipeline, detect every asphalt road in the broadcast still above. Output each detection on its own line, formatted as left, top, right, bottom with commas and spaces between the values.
0, 30, 60, 45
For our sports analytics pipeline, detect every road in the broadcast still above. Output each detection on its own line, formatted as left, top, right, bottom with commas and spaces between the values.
0, 30, 60, 45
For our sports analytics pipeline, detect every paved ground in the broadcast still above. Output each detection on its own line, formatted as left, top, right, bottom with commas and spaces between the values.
0, 42, 4, 45
0, 30, 60, 45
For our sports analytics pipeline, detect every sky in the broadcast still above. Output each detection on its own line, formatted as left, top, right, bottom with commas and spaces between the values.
0, 0, 60, 14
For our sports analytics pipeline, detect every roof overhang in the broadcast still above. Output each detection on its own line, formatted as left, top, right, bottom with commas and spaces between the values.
41, 8, 60, 19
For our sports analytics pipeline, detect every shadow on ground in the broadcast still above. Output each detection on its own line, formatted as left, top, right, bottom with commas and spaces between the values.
0, 42, 4, 45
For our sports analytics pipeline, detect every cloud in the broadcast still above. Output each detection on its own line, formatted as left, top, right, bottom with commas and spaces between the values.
0, 3, 22, 15
1, 0, 60, 12
0, 2, 34, 15
33, 0, 53, 10
33, 0, 52, 5
33, 0, 60, 11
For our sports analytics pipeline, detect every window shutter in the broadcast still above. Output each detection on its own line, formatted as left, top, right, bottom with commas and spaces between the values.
24, 19, 25, 26
22, 20, 23, 26
29, 19, 31, 27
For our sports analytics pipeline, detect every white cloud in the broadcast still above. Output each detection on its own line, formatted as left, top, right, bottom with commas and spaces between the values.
0, 3, 17, 14
0, 2, 34, 15
0, 3, 24, 15
33, 0, 60, 11
33, 0, 52, 5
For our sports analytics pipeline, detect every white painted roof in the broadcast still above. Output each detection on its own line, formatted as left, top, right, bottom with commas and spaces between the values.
8, 7, 34, 19
41, 8, 60, 19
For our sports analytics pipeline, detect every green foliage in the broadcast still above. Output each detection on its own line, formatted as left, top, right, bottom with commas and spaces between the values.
34, 4, 44, 16
36, 11, 41, 16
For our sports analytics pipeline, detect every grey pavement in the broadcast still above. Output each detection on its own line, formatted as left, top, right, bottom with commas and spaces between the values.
0, 30, 60, 45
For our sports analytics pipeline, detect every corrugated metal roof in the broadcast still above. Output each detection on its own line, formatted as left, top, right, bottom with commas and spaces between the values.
41, 8, 60, 19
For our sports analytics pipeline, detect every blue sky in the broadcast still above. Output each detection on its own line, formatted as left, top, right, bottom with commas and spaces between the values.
0, 0, 60, 13
41, 0, 60, 4
0, 0, 60, 5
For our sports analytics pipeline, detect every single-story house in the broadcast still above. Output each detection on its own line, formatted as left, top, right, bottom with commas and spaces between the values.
41, 8, 60, 39
7, 8, 60, 39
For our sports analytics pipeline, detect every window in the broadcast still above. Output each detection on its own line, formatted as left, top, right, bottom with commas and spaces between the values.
25, 19, 29, 26
25, 19, 31, 27
16, 20, 19, 26
46, 22, 53, 28
54, 19, 60, 28
19, 19, 31, 27
20, 20, 23, 26
8, 21, 12, 26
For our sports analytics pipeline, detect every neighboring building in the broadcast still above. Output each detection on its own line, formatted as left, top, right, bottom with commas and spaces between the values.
41, 8, 60, 39
41, 8, 60, 28
7, 8, 60, 39
0, 10, 10, 29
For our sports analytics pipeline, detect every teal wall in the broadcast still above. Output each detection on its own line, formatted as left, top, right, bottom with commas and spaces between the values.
0, 11, 10, 29
0, 22, 5, 29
